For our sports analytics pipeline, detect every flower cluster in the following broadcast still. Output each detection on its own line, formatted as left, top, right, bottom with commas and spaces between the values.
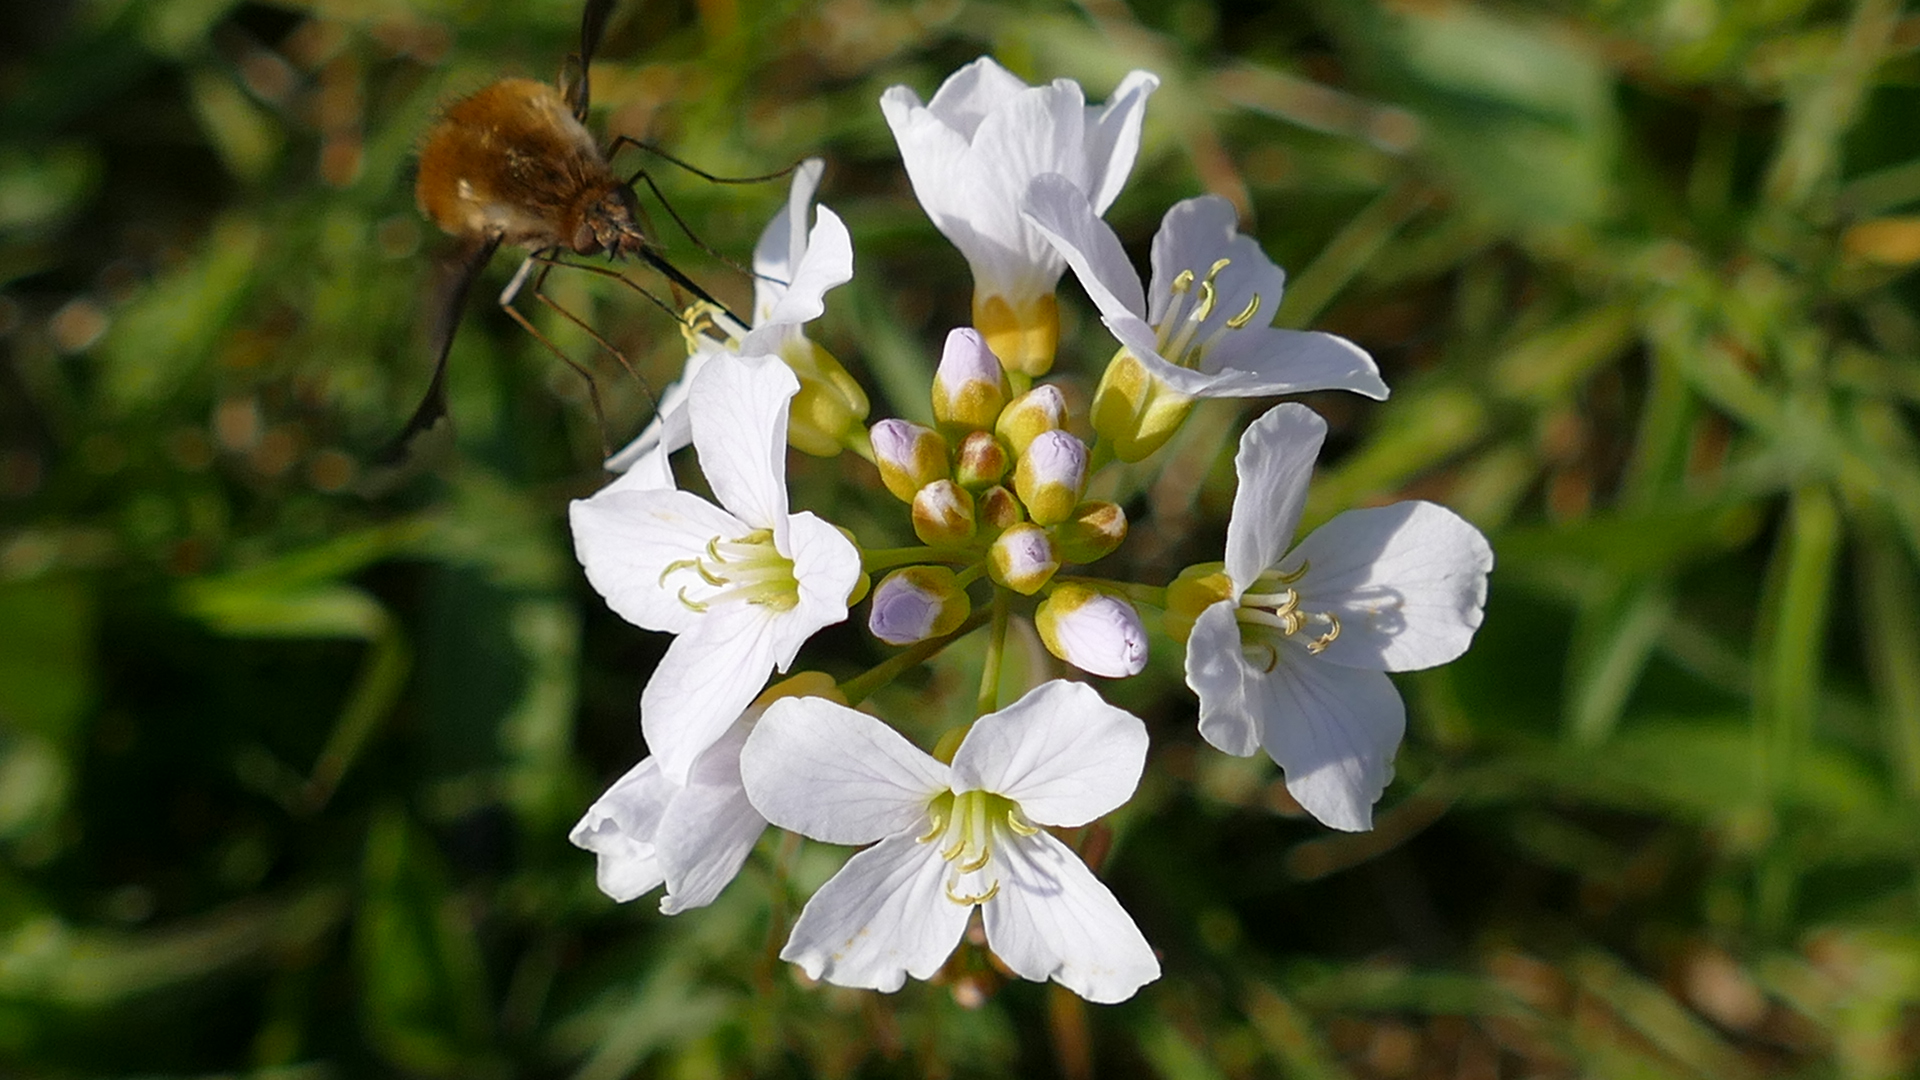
569, 57, 1493, 1004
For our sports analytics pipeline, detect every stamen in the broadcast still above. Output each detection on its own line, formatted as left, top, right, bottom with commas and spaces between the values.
945, 881, 1000, 905
1205, 257, 1232, 282
676, 586, 708, 612
1191, 280, 1218, 324
1169, 269, 1195, 294
1225, 293, 1262, 330
1306, 612, 1342, 655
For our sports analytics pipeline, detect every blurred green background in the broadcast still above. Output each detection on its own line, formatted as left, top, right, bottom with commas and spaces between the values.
5, 0, 1920, 1076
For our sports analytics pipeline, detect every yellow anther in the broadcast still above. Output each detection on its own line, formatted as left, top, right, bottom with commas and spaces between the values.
1276, 560, 1310, 584
945, 880, 1001, 905
1206, 257, 1232, 282
1306, 612, 1342, 655
676, 586, 708, 613
1005, 812, 1038, 837
1281, 609, 1307, 636
1225, 293, 1262, 330
1192, 280, 1218, 323
706, 537, 727, 562
958, 849, 991, 874
1170, 269, 1195, 294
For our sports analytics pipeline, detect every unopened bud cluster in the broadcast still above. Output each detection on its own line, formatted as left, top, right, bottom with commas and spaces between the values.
866, 327, 1138, 676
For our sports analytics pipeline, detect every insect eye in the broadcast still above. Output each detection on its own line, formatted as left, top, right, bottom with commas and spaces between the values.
571, 221, 600, 255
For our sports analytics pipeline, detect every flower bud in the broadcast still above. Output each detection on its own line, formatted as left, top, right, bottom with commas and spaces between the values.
931, 327, 1010, 433
1036, 583, 1148, 678
995, 384, 1067, 457
782, 340, 872, 456
954, 431, 1009, 489
1163, 561, 1234, 645
911, 480, 976, 546
1012, 429, 1088, 527
868, 566, 971, 645
1090, 349, 1195, 462
1050, 500, 1127, 564
870, 419, 949, 503
987, 522, 1058, 595
974, 291, 1059, 378
977, 484, 1024, 534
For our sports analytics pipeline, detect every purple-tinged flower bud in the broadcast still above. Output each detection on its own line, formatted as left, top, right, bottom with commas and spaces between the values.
954, 430, 1009, 489
931, 327, 1010, 434
1013, 429, 1088, 527
1036, 583, 1148, 678
977, 485, 1024, 534
911, 480, 976, 546
870, 419, 949, 503
868, 566, 971, 645
1051, 500, 1128, 564
995, 384, 1066, 457
987, 522, 1058, 595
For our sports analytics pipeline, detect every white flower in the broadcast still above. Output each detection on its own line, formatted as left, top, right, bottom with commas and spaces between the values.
740, 680, 1160, 1003
570, 354, 862, 783
1175, 403, 1491, 831
882, 57, 1158, 374
604, 158, 855, 489
570, 672, 840, 914
1022, 175, 1388, 459
570, 713, 763, 913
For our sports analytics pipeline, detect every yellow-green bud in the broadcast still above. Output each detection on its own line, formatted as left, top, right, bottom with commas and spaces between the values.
1163, 561, 1234, 645
1050, 500, 1127, 564
868, 566, 972, 645
1012, 429, 1088, 527
977, 485, 1024, 534
931, 327, 1011, 434
1090, 349, 1195, 462
911, 480, 976, 546
870, 419, 949, 503
954, 430, 1009, 489
995, 384, 1067, 457
987, 522, 1058, 595
782, 340, 871, 457
1036, 583, 1148, 678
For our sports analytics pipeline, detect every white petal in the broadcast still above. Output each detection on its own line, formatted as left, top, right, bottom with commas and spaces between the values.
655, 718, 767, 914
949, 680, 1147, 827
1185, 599, 1262, 757
1196, 328, 1388, 400
922, 56, 1033, 138
752, 157, 825, 320
1225, 403, 1325, 593
1081, 69, 1160, 215
757, 205, 853, 331
739, 697, 949, 844
1291, 502, 1494, 672
1253, 657, 1406, 832
640, 605, 780, 784
982, 831, 1160, 1003
1146, 196, 1283, 328
1022, 173, 1147, 320
688, 354, 799, 536
569, 488, 749, 635
569, 758, 672, 902
771, 510, 861, 670
779, 832, 972, 993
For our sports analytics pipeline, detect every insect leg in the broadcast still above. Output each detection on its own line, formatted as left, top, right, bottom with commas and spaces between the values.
375, 232, 502, 466
604, 136, 798, 185
499, 256, 615, 459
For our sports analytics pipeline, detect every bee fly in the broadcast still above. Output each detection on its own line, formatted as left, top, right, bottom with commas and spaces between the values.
384, 0, 749, 465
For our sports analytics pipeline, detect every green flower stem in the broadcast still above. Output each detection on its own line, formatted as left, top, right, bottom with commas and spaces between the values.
977, 587, 1011, 716
841, 425, 876, 465
838, 607, 993, 707
953, 563, 987, 588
